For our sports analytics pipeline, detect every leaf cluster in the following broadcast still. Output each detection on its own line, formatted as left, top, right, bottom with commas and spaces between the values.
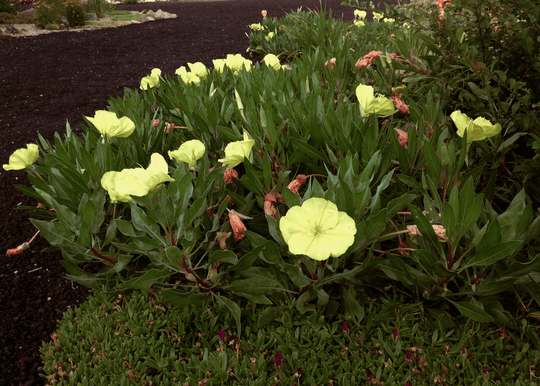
41, 289, 540, 385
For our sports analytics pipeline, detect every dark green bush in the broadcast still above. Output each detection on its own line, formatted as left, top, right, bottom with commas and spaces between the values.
64, 0, 85, 27
84, 0, 113, 19
34, 0, 63, 28
0, 0, 17, 15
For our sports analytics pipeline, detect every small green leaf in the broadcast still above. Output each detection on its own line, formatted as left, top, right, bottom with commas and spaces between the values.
214, 295, 242, 337
464, 241, 522, 268
447, 300, 494, 322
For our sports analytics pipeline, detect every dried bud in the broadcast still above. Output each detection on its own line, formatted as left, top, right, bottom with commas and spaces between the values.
224, 168, 239, 185
228, 209, 247, 242
264, 199, 277, 218
215, 232, 231, 251
394, 128, 408, 149
287, 174, 308, 194
391, 92, 409, 114
324, 57, 337, 70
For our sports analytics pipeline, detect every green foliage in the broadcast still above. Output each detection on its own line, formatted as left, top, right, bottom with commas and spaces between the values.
84, 0, 114, 19
122, 0, 137, 4
0, 10, 35, 23
41, 289, 540, 385
64, 0, 85, 27
0, 0, 17, 15
34, 0, 63, 28
6, 0, 540, 331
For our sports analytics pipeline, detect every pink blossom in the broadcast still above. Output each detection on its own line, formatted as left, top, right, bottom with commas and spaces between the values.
272, 351, 284, 368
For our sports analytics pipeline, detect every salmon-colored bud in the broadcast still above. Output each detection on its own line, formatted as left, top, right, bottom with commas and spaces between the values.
274, 192, 285, 204
153, 119, 160, 129
287, 174, 307, 194
265, 192, 277, 202
224, 168, 239, 185
261, 10, 267, 18
264, 199, 278, 218
394, 128, 408, 149
6, 242, 29, 256
216, 232, 231, 250
37, 202, 46, 209
51, 334, 58, 341
324, 57, 337, 70
391, 93, 409, 114
228, 210, 247, 242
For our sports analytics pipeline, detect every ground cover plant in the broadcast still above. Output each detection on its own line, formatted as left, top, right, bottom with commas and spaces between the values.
2, 0, 540, 384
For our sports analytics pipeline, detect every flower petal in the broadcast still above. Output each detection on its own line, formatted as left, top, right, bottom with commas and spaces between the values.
3, 144, 39, 171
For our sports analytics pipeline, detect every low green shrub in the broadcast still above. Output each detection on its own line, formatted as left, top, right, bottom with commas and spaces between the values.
64, 0, 85, 27
123, 0, 137, 4
84, 0, 113, 19
34, 0, 63, 28
0, 0, 17, 15
41, 289, 540, 385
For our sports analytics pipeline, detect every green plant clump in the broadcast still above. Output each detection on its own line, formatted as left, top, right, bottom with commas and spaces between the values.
41, 289, 540, 385
64, 0, 86, 28
0, 0, 18, 15
34, 0, 63, 28
84, 0, 114, 19
3, 0, 540, 383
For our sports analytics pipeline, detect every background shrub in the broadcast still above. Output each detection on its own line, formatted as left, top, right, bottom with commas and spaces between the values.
34, 0, 63, 28
0, 0, 18, 15
64, 0, 85, 27
84, 0, 113, 19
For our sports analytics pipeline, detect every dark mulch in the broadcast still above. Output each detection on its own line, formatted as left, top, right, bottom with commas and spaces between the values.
0, 0, 396, 384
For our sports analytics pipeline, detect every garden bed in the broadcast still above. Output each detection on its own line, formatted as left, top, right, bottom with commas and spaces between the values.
0, 1, 367, 384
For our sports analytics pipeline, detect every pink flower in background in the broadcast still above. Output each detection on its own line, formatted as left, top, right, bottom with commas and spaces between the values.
272, 351, 284, 368
325, 57, 337, 70
434, 0, 451, 22
355, 51, 398, 68
261, 10, 267, 18
393, 328, 399, 341
224, 167, 239, 185
218, 330, 226, 342
342, 323, 349, 333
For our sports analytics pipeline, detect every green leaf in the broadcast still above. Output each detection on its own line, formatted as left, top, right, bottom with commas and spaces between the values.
209, 250, 238, 265
474, 277, 516, 296
162, 289, 207, 308
468, 82, 489, 101
291, 137, 326, 162
386, 194, 416, 221
447, 300, 494, 322
463, 241, 522, 268
257, 306, 281, 328
284, 263, 312, 288
131, 204, 166, 246
114, 219, 138, 237
121, 268, 173, 291
343, 286, 364, 323
214, 295, 242, 337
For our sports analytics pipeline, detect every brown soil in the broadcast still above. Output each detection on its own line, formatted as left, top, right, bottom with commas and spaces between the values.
0, 0, 396, 384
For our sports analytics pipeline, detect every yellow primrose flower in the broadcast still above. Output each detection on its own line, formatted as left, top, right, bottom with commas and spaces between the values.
384, 18, 395, 23
354, 10, 367, 20
450, 110, 502, 142
279, 197, 357, 261
187, 62, 209, 79
354, 20, 365, 27
264, 32, 275, 41
140, 68, 161, 90
212, 58, 226, 74
356, 84, 395, 116
225, 54, 252, 75
86, 110, 135, 139
263, 54, 281, 71
372, 12, 384, 21
168, 140, 205, 169
175, 66, 201, 86
3, 144, 39, 171
218, 131, 255, 168
249, 23, 262, 30
101, 153, 174, 203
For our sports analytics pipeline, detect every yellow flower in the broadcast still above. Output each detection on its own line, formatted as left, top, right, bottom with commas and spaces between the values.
384, 18, 395, 23
218, 131, 255, 168
3, 144, 39, 171
175, 66, 201, 86
264, 31, 275, 41
187, 62, 209, 79
140, 68, 161, 90
168, 140, 206, 169
354, 20, 365, 27
279, 198, 357, 261
263, 54, 281, 70
450, 111, 502, 142
225, 54, 252, 75
85, 110, 135, 139
354, 10, 367, 20
372, 12, 384, 20
249, 23, 262, 30
101, 153, 174, 203
356, 84, 395, 116
212, 59, 227, 74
